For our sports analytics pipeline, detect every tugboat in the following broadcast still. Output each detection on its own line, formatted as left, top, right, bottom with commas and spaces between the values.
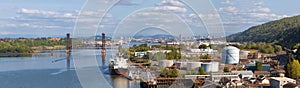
109, 55, 128, 75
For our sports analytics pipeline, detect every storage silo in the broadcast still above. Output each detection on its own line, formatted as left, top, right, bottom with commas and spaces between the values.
222, 46, 240, 64
211, 62, 219, 72
201, 62, 219, 72
159, 60, 174, 68
187, 62, 202, 71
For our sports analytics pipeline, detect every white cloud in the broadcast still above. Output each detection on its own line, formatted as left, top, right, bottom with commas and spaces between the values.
19, 8, 57, 15
0, 31, 14, 35
216, 1, 291, 35
116, 0, 140, 6
254, 2, 263, 6
219, 6, 238, 13
154, 6, 187, 13
0, 8, 80, 30
249, 7, 271, 13
259, 7, 271, 13
0, 24, 17, 28
155, 0, 187, 13
18, 8, 76, 19
16, 23, 65, 29
157, 0, 185, 7
220, 0, 233, 5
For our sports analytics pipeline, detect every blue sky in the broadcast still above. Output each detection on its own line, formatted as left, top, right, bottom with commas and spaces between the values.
0, 0, 299, 38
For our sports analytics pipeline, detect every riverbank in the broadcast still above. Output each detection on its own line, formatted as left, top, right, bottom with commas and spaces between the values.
0, 49, 67, 57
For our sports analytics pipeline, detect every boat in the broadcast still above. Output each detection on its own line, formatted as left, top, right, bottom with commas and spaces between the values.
109, 55, 128, 75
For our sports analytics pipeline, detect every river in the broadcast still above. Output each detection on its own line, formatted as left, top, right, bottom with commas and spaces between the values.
0, 49, 140, 88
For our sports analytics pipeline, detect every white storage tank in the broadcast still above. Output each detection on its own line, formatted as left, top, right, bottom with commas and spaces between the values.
201, 62, 219, 72
222, 46, 240, 64
158, 60, 174, 68
211, 62, 219, 72
187, 62, 202, 71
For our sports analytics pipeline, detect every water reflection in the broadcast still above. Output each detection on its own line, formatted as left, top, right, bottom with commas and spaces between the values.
0, 49, 141, 88
113, 76, 128, 88
102, 49, 106, 66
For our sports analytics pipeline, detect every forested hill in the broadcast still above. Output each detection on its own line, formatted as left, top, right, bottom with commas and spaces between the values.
227, 15, 300, 48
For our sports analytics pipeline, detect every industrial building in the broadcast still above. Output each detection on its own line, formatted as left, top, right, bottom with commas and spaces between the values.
147, 50, 171, 54
175, 62, 187, 70
134, 52, 147, 57
270, 77, 296, 88
245, 64, 271, 71
239, 50, 250, 59
201, 62, 219, 72
222, 46, 240, 64
210, 72, 240, 83
181, 48, 218, 57
186, 62, 202, 71
158, 60, 174, 68
231, 71, 254, 79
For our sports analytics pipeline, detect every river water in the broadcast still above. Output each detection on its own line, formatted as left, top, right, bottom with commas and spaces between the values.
0, 49, 140, 88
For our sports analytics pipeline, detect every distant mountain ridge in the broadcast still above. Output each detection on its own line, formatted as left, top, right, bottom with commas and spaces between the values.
133, 34, 175, 39
227, 15, 300, 48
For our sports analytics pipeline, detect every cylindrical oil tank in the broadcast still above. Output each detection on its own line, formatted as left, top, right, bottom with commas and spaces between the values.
201, 63, 211, 72
158, 60, 174, 68
201, 62, 218, 72
222, 46, 240, 64
211, 62, 219, 72
187, 62, 202, 71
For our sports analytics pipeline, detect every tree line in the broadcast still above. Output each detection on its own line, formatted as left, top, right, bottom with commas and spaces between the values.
230, 42, 283, 54
0, 38, 67, 53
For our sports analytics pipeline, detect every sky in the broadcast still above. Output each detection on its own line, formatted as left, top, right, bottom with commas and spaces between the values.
0, 0, 300, 38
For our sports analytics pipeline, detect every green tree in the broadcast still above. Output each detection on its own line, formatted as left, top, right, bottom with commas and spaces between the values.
223, 67, 230, 72
287, 59, 300, 78
166, 51, 181, 60
274, 45, 282, 53
294, 43, 300, 49
160, 68, 179, 77
199, 67, 207, 75
200, 54, 213, 59
169, 69, 179, 77
160, 68, 168, 77
149, 52, 166, 61
198, 44, 208, 49
237, 67, 244, 71
256, 62, 263, 71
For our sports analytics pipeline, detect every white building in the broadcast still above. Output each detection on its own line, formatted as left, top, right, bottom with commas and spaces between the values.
210, 72, 240, 83
147, 50, 171, 54
239, 50, 250, 59
187, 62, 202, 71
158, 60, 174, 68
270, 77, 296, 88
182, 48, 217, 57
231, 71, 254, 78
134, 52, 147, 57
